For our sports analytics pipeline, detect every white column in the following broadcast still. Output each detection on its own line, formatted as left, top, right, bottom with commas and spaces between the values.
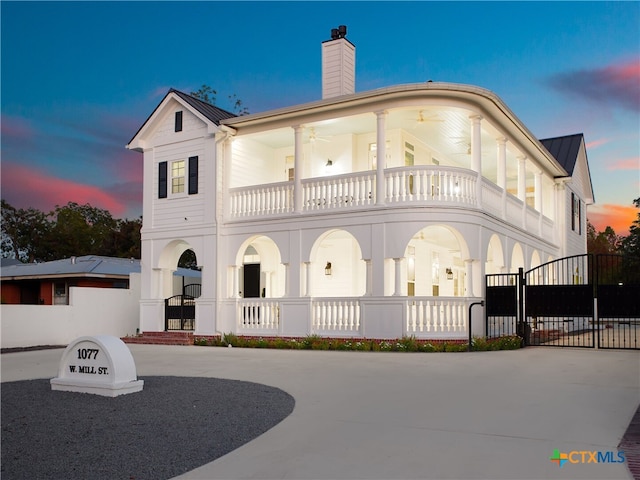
376, 111, 387, 206
364, 259, 372, 296
223, 137, 233, 219
497, 137, 507, 219
470, 115, 483, 206
470, 115, 483, 173
517, 156, 527, 202
393, 258, 403, 296
534, 170, 542, 211
464, 260, 473, 297
293, 125, 303, 214
232, 265, 239, 298
535, 170, 543, 235
517, 156, 527, 228
283, 263, 290, 297
304, 261, 312, 297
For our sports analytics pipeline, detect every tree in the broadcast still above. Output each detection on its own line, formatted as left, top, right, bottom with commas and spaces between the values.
1, 200, 52, 262
619, 197, 640, 276
107, 218, 142, 259
1, 200, 142, 262
587, 221, 622, 254
47, 202, 117, 260
190, 84, 216, 105
191, 84, 250, 116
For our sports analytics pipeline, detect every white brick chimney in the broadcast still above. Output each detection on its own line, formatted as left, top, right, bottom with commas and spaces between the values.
322, 25, 355, 99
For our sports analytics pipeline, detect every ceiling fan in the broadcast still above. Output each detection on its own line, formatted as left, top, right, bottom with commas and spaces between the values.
308, 127, 330, 143
411, 110, 444, 128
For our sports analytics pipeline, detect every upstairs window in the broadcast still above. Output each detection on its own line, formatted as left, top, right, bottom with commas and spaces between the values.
158, 157, 198, 198
175, 111, 183, 132
171, 160, 185, 194
571, 192, 582, 234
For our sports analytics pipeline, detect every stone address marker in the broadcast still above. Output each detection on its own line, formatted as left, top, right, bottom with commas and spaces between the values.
50, 335, 144, 397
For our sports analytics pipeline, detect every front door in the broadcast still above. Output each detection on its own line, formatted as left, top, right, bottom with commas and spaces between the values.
243, 263, 261, 298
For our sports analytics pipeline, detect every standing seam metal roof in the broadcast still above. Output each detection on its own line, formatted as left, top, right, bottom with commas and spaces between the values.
169, 89, 237, 125
540, 133, 584, 176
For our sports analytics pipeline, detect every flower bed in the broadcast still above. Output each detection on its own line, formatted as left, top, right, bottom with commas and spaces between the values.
194, 334, 522, 352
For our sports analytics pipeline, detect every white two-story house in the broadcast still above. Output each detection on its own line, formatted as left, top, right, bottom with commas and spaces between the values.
127, 28, 593, 341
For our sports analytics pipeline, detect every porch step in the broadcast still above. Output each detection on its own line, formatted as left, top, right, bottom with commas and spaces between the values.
122, 331, 194, 346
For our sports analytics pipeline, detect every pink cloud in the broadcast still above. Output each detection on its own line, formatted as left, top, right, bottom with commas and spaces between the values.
586, 138, 610, 149
1, 114, 34, 139
606, 157, 640, 171
588, 203, 638, 236
547, 58, 640, 111
1, 162, 128, 217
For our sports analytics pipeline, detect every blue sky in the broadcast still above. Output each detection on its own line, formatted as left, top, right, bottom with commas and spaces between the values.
2, 1, 639, 233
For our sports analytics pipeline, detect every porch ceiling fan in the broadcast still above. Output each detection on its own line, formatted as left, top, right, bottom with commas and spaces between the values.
308, 127, 330, 143
411, 110, 444, 128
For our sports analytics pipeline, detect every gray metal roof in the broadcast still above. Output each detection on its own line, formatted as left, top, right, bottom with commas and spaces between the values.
169, 89, 237, 125
127, 89, 236, 146
1, 255, 200, 280
540, 133, 584, 176
1, 256, 140, 280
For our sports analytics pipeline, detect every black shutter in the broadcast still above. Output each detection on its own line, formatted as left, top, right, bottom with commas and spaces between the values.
175, 111, 183, 132
188, 156, 198, 195
571, 192, 575, 231
159, 161, 168, 198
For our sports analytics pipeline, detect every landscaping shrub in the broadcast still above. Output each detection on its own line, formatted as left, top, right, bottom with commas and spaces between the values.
199, 333, 522, 352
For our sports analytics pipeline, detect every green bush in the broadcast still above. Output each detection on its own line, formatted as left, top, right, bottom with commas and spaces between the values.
207, 332, 521, 352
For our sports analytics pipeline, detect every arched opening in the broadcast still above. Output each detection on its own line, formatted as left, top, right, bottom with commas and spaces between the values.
310, 230, 365, 297
177, 249, 201, 298
236, 236, 284, 298
510, 243, 525, 273
157, 240, 200, 331
485, 235, 505, 275
404, 225, 466, 297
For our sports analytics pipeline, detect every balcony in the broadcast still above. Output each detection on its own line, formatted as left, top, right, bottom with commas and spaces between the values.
227, 165, 554, 239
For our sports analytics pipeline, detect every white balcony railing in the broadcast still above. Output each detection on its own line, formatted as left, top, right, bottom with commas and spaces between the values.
229, 181, 293, 218
385, 166, 477, 205
227, 166, 553, 239
303, 173, 375, 211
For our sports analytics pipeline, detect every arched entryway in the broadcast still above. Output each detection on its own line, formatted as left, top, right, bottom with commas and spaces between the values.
403, 225, 467, 297
308, 229, 366, 297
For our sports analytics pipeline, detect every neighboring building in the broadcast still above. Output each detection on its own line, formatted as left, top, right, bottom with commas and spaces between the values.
1, 255, 200, 305
127, 27, 593, 340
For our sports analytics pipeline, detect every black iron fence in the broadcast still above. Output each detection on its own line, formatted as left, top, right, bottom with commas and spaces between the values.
486, 254, 639, 350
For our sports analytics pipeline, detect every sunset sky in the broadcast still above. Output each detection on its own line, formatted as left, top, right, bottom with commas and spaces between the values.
2, 1, 639, 234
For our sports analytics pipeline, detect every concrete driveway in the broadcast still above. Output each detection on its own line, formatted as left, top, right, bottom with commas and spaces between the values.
2, 345, 638, 479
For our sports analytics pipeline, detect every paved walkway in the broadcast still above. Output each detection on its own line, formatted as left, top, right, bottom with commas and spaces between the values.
2, 346, 638, 479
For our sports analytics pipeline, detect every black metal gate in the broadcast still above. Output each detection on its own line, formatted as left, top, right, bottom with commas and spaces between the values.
486, 254, 639, 350
165, 295, 195, 331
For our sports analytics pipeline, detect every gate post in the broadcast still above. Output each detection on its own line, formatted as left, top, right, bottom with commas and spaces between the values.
517, 267, 530, 346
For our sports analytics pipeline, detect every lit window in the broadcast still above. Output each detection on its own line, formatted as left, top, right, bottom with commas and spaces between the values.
171, 160, 185, 194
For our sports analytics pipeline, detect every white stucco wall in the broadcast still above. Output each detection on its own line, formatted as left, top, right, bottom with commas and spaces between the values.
1, 274, 141, 349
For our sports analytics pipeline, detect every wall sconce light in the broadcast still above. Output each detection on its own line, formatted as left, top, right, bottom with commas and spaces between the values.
446, 268, 453, 280
326, 159, 333, 166
325, 262, 332, 275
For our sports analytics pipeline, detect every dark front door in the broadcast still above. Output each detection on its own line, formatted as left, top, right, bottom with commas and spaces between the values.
243, 263, 261, 298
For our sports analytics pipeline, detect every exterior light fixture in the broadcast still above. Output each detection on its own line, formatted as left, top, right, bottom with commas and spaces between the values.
325, 262, 332, 275
326, 159, 333, 166
446, 268, 454, 280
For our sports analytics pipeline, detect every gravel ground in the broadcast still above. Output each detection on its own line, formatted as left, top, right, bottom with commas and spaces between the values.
1, 376, 295, 480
